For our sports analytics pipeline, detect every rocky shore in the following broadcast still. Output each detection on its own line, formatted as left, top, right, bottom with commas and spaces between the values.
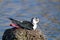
2, 27, 46, 40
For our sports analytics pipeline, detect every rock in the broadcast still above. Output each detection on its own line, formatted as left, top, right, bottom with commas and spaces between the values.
2, 27, 46, 40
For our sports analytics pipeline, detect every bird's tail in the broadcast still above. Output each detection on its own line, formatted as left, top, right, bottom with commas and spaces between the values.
8, 18, 15, 21
8, 18, 19, 24
8, 18, 22, 26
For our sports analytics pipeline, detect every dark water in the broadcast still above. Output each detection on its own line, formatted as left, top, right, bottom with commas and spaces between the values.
0, 0, 60, 40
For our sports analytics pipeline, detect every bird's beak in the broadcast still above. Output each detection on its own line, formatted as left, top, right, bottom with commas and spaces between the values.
36, 19, 39, 23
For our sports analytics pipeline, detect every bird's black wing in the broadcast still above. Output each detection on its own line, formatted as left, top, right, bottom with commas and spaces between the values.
8, 18, 22, 25
21, 21, 33, 30
22, 21, 33, 26
8, 18, 33, 30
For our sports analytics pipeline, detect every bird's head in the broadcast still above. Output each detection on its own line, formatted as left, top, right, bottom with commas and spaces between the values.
31, 17, 39, 24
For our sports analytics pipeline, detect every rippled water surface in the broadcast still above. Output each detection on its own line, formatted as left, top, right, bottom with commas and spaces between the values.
0, 0, 60, 40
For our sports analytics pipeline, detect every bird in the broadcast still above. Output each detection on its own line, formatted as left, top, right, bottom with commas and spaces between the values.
31, 17, 39, 30
8, 17, 39, 30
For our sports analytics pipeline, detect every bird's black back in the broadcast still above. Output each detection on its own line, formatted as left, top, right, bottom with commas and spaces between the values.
8, 18, 33, 30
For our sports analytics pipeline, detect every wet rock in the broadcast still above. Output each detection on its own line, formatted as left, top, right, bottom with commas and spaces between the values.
2, 28, 45, 40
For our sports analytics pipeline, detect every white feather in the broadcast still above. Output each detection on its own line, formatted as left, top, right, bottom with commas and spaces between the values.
32, 17, 39, 30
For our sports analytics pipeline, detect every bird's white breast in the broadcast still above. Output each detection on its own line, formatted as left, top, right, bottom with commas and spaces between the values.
33, 24, 37, 30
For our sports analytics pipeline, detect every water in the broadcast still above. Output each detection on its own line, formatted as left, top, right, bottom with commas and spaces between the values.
0, 0, 60, 40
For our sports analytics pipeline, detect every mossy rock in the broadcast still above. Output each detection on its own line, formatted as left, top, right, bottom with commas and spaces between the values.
2, 28, 45, 40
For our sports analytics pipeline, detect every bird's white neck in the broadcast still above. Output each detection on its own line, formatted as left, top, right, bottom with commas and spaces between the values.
31, 17, 39, 30
33, 23, 37, 30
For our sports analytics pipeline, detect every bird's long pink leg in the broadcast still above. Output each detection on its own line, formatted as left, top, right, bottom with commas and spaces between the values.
10, 23, 19, 28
